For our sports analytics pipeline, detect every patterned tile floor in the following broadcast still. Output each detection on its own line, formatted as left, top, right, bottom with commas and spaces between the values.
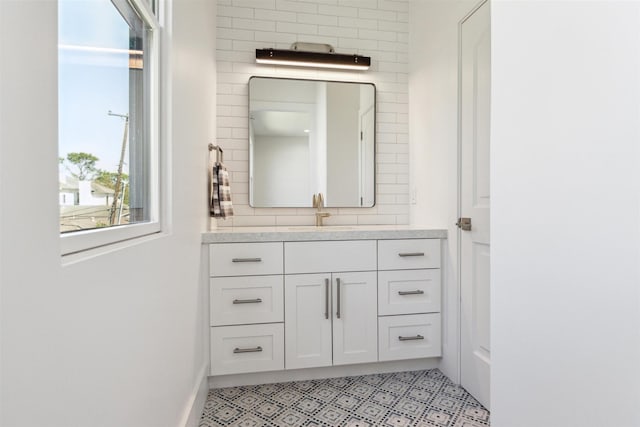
199, 369, 490, 427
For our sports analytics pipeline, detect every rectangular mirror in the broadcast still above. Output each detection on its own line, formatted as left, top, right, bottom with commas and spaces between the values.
249, 76, 375, 208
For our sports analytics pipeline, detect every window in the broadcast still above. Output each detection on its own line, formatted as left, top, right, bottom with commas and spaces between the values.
58, 0, 160, 254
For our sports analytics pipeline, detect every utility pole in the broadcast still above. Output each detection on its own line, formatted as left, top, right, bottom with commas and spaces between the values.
108, 110, 129, 226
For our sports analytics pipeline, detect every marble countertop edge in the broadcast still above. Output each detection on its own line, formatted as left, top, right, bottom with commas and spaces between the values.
202, 225, 448, 243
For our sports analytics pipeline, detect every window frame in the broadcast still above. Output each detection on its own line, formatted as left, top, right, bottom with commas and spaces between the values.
60, 0, 163, 256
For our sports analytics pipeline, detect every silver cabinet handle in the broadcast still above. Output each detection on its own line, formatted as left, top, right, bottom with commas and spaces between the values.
398, 252, 425, 257
336, 277, 341, 319
399, 335, 424, 341
324, 278, 329, 320
233, 346, 263, 354
232, 298, 262, 304
398, 290, 424, 296
231, 257, 262, 263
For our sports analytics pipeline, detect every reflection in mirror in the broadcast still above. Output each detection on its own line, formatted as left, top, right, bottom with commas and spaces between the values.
249, 77, 375, 208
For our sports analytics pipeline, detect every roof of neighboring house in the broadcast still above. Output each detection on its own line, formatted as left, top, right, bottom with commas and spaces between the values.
59, 176, 115, 195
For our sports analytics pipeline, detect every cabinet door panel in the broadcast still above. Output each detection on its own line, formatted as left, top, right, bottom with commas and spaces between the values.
332, 271, 378, 365
285, 240, 376, 274
378, 314, 441, 361
378, 269, 441, 316
210, 323, 284, 376
378, 239, 440, 270
210, 242, 283, 277
285, 273, 332, 369
210, 275, 283, 326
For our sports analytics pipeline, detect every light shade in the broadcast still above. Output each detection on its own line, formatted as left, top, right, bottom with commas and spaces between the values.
256, 48, 371, 70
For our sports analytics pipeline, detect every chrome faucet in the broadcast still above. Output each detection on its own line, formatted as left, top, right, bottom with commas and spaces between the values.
312, 193, 331, 226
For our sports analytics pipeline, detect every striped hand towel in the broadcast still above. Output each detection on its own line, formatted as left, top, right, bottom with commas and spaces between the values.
209, 164, 221, 217
210, 163, 233, 218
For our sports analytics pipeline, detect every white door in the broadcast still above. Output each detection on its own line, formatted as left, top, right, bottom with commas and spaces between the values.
459, 0, 491, 409
332, 271, 378, 365
284, 273, 332, 369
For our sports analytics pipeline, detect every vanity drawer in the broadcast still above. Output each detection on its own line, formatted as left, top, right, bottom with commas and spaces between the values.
378, 269, 441, 316
378, 314, 441, 361
210, 323, 284, 376
377, 239, 440, 270
210, 276, 283, 326
284, 240, 376, 274
210, 242, 283, 277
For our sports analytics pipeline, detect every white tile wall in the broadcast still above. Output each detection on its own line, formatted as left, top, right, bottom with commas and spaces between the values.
215, 0, 409, 227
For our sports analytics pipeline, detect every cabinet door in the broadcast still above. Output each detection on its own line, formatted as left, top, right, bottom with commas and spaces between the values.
210, 323, 284, 376
377, 239, 440, 270
210, 242, 283, 277
378, 313, 441, 361
378, 269, 441, 316
284, 273, 332, 369
332, 271, 378, 365
210, 275, 283, 326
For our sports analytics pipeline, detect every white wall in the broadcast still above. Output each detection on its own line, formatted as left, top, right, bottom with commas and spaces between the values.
408, 0, 477, 383
0, 1, 215, 426
491, 2, 640, 426
78, 180, 108, 206
326, 83, 360, 206
253, 136, 310, 206
215, 0, 410, 227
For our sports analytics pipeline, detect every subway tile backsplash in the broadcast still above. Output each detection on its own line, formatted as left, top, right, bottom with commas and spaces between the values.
215, 0, 409, 228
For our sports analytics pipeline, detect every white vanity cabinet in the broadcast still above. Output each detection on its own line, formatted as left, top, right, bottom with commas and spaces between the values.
284, 240, 378, 370
377, 239, 442, 361
284, 271, 378, 370
331, 271, 378, 365
208, 242, 284, 376
283, 273, 333, 369
206, 229, 445, 379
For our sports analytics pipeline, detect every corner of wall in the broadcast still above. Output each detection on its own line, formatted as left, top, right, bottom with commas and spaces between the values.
179, 363, 210, 427
407, 0, 481, 385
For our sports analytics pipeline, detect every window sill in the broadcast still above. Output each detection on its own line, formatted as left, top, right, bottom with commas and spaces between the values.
61, 222, 162, 261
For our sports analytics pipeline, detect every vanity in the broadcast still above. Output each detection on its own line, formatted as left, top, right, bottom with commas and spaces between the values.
203, 226, 447, 384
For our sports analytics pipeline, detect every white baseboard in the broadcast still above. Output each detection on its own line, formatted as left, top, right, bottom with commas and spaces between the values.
208, 358, 441, 389
180, 363, 209, 427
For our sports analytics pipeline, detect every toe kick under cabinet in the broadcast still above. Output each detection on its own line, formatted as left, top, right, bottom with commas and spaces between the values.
208, 237, 442, 377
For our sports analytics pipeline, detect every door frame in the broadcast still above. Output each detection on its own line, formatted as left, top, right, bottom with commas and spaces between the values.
456, 0, 490, 387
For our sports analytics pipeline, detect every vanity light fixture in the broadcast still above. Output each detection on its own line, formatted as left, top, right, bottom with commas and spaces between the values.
256, 42, 371, 71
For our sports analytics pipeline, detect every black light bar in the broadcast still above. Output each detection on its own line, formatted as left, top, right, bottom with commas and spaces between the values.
255, 48, 371, 71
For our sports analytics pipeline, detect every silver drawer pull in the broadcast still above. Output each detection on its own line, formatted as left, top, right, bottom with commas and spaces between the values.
398, 290, 425, 296
324, 278, 330, 320
399, 335, 424, 341
233, 346, 263, 354
398, 252, 425, 257
232, 298, 263, 304
336, 277, 341, 319
231, 257, 262, 263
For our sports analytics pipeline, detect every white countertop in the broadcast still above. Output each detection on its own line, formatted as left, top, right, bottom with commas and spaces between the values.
202, 225, 447, 243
